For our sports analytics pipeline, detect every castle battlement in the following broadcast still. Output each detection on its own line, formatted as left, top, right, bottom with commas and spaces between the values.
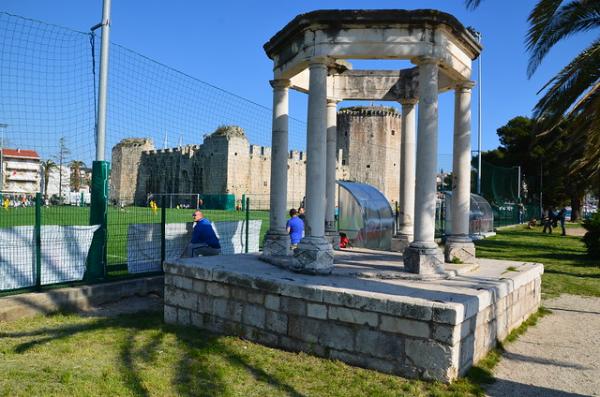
338, 106, 401, 118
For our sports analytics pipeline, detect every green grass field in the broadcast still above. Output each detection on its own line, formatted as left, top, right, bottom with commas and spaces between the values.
0, 206, 271, 271
0, 311, 489, 397
475, 224, 600, 297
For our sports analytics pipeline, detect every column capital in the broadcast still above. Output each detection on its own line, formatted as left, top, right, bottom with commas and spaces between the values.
309, 56, 331, 67
326, 98, 340, 106
455, 80, 475, 92
411, 56, 441, 66
270, 79, 291, 89
399, 97, 418, 106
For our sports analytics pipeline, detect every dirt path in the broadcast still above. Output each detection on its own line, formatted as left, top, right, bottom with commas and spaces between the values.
485, 295, 600, 397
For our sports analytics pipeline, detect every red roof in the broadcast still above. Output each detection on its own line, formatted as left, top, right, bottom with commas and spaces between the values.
1, 148, 40, 159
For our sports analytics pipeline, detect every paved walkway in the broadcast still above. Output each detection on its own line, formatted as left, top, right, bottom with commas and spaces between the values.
486, 295, 600, 397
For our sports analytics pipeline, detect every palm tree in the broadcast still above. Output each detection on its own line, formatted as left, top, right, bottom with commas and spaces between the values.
40, 160, 57, 200
466, 0, 599, 179
69, 160, 85, 192
466, 0, 599, 219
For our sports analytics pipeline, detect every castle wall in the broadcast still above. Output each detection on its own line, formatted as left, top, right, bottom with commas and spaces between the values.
114, 107, 400, 209
110, 138, 154, 204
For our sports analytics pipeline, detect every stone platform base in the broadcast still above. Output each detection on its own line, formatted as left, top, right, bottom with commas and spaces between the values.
164, 249, 543, 382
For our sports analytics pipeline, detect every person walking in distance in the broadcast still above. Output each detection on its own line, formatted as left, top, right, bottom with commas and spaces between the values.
286, 208, 304, 250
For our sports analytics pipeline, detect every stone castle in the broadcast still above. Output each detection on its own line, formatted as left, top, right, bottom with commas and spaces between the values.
109, 106, 401, 207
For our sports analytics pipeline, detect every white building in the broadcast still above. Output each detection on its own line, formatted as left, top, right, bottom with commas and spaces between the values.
0, 148, 40, 194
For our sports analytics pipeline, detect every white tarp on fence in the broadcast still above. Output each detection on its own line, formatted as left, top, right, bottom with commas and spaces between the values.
0, 225, 99, 290
127, 220, 262, 274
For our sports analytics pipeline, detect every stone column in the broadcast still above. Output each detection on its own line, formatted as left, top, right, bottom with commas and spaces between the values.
262, 79, 292, 257
445, 81, 477, 263
292, 58, 334, 274
391, 98, 417, 253
325, 98, 340, 248
403, 58, 445, 276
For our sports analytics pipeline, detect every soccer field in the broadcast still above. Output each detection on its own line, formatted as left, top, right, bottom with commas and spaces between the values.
0, 205, 270, 271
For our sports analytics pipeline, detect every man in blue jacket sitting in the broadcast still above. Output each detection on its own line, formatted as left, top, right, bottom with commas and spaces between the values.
182, 210, 221, 257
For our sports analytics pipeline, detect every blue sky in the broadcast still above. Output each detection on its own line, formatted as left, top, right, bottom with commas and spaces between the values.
1, 0, 591, 171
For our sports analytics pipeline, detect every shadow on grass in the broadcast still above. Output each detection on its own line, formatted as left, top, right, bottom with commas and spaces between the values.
2, 311, 305, 397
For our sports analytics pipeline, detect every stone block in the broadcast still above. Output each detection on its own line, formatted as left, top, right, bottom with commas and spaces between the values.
229, 286, 247, 302
380, 315, 430, 338
192, 280, 207, 293
247, 291, 264, 305
243, 304, 266, 329
262, 232, 291, 257
403, 245, 446, 276
164, 274, 175, 286
355, 329, 403, 360
264, 294, 280, 311
280, 296, 307, 316
191, 312, 205, 328
164, 305, 177, 324
265, 310, 288, 334
197, 295, 213, 314
390, 235, 411, 252
177, 308, 191, 325
243, 326, 279, 346
279, 336, 327, 356
288, 316, 320, 344
213, 298, 243, 322
328, 306, 378, 327
307, 303, 328, 320
405, 339, 458, 382
165, 288, 197, 311
173, 275, 193, 290
323, 290, 386, 313
432, 302, 465, 325
432, 321, 472, 345
386, 299, 433, 321
291, 237, 335, 275
279, 284, 324, 302
318, 322, 355, 351
206, 283, 230, 298
329, 350, 396, 374
444, 240, 476, 264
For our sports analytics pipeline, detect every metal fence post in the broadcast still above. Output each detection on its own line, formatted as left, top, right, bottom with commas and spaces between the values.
161, 195, 166, 266
35, 192, 42, 291
245, 197, 250, 253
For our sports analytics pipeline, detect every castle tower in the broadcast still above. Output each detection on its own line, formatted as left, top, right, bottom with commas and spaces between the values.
337, 106, 401, 202
110, 138, 154, 205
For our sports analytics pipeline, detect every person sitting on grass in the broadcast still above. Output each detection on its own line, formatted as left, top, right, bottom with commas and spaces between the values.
182, 210, 221, 257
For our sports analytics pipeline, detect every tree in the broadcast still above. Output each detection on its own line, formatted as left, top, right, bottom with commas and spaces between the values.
466, 0, 600, 183
69, 160, 85, 192
54, 136, 71, 201
40, 160, 57, 200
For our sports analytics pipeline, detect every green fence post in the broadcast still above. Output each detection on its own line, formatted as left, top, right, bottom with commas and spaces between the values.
35, 192, 42, 291
245, 197, 250, 253
87, 160, 109, 281
161, 196, 166, 266
241, 194, 246, 211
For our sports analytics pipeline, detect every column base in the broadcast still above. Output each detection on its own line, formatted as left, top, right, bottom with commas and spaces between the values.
391, 233, 412, 252
262, 231, 291, 258
403, 243, 446, 276
292, 236, 335, 275
444, 236, 476, 264
325, 229, 340, 250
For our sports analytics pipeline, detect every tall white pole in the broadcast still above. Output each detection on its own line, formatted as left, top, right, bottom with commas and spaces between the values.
476, 31, 483, 195
96, 0, 112, 161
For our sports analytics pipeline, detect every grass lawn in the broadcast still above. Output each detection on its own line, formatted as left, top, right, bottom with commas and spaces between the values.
0, 311, 486, 397
475, 224, 600, 297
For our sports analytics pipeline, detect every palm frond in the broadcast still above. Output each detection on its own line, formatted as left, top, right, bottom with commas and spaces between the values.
465, 0, 483, 10
527, 0, 600, 77
534, 38, 600, 124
